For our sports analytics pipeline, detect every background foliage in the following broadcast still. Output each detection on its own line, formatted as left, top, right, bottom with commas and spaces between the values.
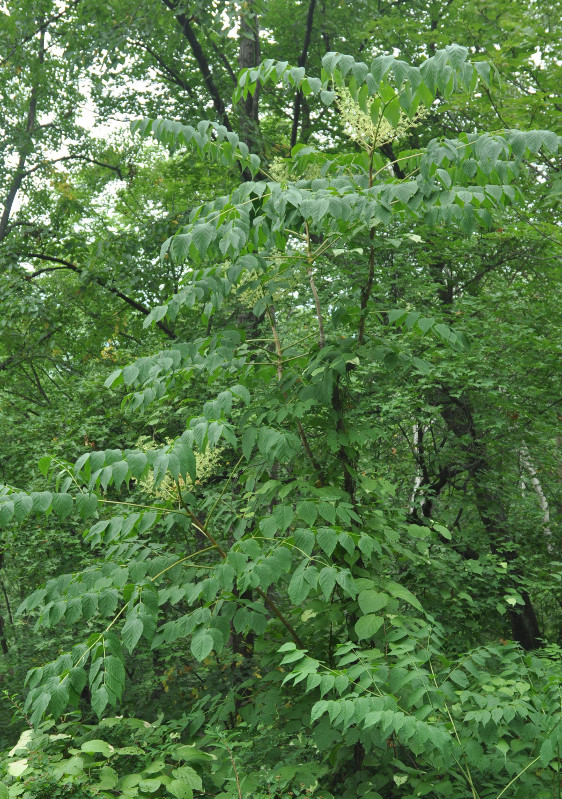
0, 0, 560, 797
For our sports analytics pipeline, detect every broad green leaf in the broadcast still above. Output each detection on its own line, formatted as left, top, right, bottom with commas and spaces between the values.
111, 461, 129, 491
81, 739, 113, 757
358, 590, 390, 615
97, 766, 119, 789
126, 451, 148, 479
139, 778, 162, 793
433, 522, 452, 540
13, 494, 32, 522
355, 614, 384, 640
76, 493, 98, 518
242, 428, 257, 461
297, 501, 318, 526
288, 567, 312, 604
122, 615, 143, 654
52, 493, 73, 520
105, 368, 124, 388
0, 502, 14, 526
385, 581, 423, 612
316, 528, 337, 556
311, 700, 329, 721
293, 528, 315, 555
318, 502, 336, 525
171, 767, 202, 791
7, 760, 28, 777
191, 630, 213, 661
540, 737, 554, 767
278, 642, 297, 652
48, 682, 70, 719
30, 692, 50, 727
318, 567, 337, 600
38, 456, 52, 477
167, 780, 193, 799
172, 745, 216, 763
91, 686, 109, 718
272, 504, 294, 532
383, 97, 401, 127
280, 648, 306, 665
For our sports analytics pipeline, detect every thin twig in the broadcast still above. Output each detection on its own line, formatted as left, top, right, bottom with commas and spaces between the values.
223, 740, 242, 799
305, 222, 325, 348
175, 480, 305, 647
265, 304, 325, 483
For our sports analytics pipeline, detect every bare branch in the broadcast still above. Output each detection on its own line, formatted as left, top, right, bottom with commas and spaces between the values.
290, 0, 317, 149
132, 39, 195, 98
22, 253, 176, 339
160, 0, 233, 131
22, 155, 124, 180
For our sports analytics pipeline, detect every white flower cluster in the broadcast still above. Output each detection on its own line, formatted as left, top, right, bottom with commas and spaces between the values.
336, 87, 428, 151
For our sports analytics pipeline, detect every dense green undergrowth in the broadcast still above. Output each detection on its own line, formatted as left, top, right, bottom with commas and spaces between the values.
1, 1, 561, 796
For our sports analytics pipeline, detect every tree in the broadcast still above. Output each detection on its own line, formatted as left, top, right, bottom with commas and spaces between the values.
0, 3, 561, 797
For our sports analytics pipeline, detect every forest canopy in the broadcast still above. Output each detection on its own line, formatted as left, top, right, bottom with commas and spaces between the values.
0, 0, 561, 797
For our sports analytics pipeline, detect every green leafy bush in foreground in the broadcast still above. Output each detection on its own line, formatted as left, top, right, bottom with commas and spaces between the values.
1, 45, 561, 799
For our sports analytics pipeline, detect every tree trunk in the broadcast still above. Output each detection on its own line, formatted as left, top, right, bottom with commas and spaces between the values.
437, 389, 542, 650
238, 0, 261, 154
0, 30, 44, 243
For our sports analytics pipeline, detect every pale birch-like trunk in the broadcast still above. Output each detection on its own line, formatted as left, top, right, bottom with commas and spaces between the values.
520, 443, 553, 553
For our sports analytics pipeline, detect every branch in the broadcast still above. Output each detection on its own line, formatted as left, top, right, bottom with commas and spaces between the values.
0, 386, 45, 406
22, 155, 124, 180
290, 0, 317, 149
160, 0, 233, 131
0, 0, 80, 67
305, 222, 325, 348
320, 0, 331, 53
520, 443, 553, 553
209, 38, 237, 85
459, 246, 543, 292
27, 361, 51, 403
0, 31, 44, 242
379, 142, 406, 179
0, 355, 17, 373
132, 39, 195, 98
237, 1, 261, 156
358, 227, 376, 345
266, 305, 326, 484
22, 253, 176, 339
0, 330, 56, 374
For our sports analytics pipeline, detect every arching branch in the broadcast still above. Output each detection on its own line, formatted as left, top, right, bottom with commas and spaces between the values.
23, 253, 176, 339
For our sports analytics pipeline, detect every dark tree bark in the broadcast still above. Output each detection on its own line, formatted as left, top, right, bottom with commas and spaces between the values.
0, 31, 44, 244
160, 0, 234, 132
0, 555, 10, 655
290, 0, 317, 149
237, 0, 261, 153
437, 388, 542, 650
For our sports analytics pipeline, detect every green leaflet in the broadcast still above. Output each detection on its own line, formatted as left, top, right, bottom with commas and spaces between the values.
355, 614, 384, 640
5, 29, 560, 799
190, 630, 213, 662
131, 118, 261, 178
